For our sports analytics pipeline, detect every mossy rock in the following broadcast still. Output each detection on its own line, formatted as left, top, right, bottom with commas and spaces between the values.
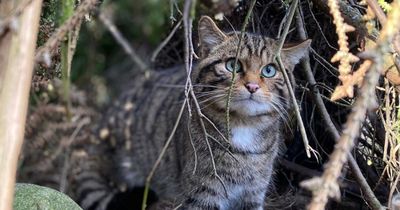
13, 183, 82, 210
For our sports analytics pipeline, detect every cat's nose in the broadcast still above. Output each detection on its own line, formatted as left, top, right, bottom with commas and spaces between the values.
245, 83, 260, 93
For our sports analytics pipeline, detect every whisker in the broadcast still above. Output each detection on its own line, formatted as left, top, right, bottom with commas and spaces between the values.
156, 83, 223, 89
271, 94, 290, 105
194, 87, 228, 93
271, 98, 290, 118
198, 94, 225, 105
269, 100, 293, 134
195, 94, 226, 100
196, 95, 224, 101
198, 93, 225, 102
200, 97, 226, 110
270, 102, 287, 121
255, 95, 290, 110
269, 103, 289, 125
256, 94, 289, 106
195, 90, 226, 96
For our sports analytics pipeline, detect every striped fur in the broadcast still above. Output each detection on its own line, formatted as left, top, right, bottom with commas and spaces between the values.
77, 16, 311, 210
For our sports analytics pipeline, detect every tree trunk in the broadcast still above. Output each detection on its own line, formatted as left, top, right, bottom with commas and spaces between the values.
0, 0, 43, 209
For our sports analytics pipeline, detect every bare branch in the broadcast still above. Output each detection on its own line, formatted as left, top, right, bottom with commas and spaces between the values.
35, 0, 98, 66
151, 19, 182, 62
225, 0, 257, 136
99, 10, 150, 74
274, 0, 312, 158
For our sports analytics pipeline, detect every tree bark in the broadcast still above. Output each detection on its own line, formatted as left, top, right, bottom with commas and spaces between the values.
0, 0, 43, 209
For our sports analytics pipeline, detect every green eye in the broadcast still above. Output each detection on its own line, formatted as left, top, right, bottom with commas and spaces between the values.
225, 58, 243, 73
261, 64, 277, 78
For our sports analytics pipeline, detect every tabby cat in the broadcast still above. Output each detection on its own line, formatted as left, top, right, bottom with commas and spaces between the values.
77, 16, 311, 210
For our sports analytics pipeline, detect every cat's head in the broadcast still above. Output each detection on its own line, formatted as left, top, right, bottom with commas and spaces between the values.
195, 16, 311, 118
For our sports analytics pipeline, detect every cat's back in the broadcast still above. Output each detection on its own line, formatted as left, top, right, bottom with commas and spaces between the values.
99, 66, 188, 192
76, 66, 190, 209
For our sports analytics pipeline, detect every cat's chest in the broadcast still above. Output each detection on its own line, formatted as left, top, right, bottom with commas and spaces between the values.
230, 126, 261, 152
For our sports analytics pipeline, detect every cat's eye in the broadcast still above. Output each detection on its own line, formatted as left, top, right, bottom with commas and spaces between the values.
261, 64, 277, 78
225, 58, 243, 73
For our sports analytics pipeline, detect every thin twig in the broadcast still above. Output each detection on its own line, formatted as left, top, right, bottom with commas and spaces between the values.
274, 0, 311, 158
151, 18, 182, 62
188, 120, 198, 175
305, 0, 338, 51
141, 99, 187, 210
276, 10, 288, 39
225, 0, 257, 137
98, 10, 150, 74
190, 90, 228, 196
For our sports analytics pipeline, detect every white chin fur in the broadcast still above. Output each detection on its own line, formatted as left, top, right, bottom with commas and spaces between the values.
215, 99, 272, 116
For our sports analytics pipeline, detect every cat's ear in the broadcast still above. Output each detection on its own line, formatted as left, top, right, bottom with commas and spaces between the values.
198, 16, 227, 56
282, 39, 312, 65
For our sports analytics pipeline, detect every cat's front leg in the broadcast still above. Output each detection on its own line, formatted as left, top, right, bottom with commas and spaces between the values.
179, 184, 228, 210
241, 188, 266, 210
180, 197, 220, 210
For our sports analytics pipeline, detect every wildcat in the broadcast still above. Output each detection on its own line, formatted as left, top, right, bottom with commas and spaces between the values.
77, 16, 311, 210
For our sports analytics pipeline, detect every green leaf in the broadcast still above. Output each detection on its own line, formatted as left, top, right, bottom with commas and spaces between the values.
13, 183, 82, 210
